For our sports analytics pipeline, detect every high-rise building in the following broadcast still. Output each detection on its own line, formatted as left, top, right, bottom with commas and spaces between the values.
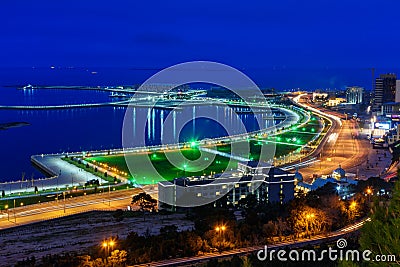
374, 73, 397, 110
396, 80, 400, 103
346, 86, 364, 104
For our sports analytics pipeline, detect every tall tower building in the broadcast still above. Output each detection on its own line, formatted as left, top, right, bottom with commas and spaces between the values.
374, 73, 397, 110
396, 80, 400, 103
346, 86, 364, 104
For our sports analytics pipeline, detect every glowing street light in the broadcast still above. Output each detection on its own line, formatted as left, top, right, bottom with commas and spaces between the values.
349, 201, 357, 210
215, 224, 227, 251
366, 187, 373, 202
5, 204, 9, 221
305, 213, 315, 238
305, 213, 315, 219
102, 239, 116, 257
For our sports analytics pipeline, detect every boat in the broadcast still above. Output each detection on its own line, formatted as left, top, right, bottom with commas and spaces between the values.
22, 84, 34, 90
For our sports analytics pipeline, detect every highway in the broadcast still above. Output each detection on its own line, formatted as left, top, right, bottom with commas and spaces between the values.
0, 186, 157, 230
133, 218, 370, 267
289, 95, 389, 181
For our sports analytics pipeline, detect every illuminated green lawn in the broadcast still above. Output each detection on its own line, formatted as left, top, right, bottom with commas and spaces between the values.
87, 148, 238, 184
87, 115, 326, 185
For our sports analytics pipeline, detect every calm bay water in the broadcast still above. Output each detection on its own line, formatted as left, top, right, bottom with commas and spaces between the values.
0, 66, 384, 181
0, 86, 274, 181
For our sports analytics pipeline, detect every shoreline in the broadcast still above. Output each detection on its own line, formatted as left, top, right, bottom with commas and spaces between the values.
0, 104, 312, 196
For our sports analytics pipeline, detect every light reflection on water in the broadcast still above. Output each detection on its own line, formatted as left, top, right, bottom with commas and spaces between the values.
0, 87, 281, 181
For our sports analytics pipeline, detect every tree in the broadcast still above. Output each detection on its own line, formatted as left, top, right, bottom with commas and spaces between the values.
289, 205, 330, 238
159, 225, 178, 238
131, 192, 157, 221
262, 221, 277, 241
359, 181, 400, 265
77, 255, 93, 267
107, 250, 127, 267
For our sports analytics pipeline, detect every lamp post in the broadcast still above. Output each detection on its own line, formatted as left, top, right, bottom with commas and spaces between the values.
63, 191, 66, 213
215, 225, 226, 251
108, 184, 111, 206
13, 198, 16, 223
5, 204, 9, 221
183, 163, 187, 176
305, 213, 315, 238
102, 239, 115, 258
348, 201, 358, 221
366, 187, 373, 203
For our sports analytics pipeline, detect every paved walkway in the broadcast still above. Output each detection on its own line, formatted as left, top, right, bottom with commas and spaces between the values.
0, 155, 107, 195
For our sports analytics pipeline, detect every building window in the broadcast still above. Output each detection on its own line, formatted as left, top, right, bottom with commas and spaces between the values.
235, 184, 239, 188
216, 191, 220, 196
197, 193, 202, 197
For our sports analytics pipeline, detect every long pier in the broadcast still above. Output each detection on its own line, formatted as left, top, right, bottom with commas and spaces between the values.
0, 101, 320, 196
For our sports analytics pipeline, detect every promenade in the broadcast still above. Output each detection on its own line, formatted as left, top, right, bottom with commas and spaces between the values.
0, 155, 108, 195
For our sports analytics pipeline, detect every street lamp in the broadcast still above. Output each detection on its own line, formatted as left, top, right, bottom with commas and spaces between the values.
5, 204, 9, 221
183, 163, 188, 175
102, 239, 116, 258
108, 184, 111, 206
215, 225, 227, 251
305, 213, 315, 238
63, 191, 66, 213
13, 198, 16, 223
349, 200, 357, 210
366, 187, 373, 203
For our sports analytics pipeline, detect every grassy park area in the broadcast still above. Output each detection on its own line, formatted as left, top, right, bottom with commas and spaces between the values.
85, 114, 327, 185
87, 148, 238, 184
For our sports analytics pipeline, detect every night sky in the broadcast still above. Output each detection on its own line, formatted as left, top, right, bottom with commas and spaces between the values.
1, 1, 399, 88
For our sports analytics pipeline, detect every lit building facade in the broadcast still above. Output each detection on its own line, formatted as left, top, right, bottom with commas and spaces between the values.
396, 80, 400, 103
374, 74, 397, 110
158, 161, 296, 210
327, 98, 346, 107
346, 86, 364, 104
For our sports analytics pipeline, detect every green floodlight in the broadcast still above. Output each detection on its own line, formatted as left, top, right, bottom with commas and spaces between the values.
277, 137, 282, 141
190, 141, 197, 148
292, 137, 297, 142
311, 128, 316, 132
302, 127, 306, 131
183, 164, 188, 170
151, 154, 157, 159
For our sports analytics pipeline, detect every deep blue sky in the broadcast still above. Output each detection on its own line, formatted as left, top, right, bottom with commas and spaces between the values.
0, 1, 399, 88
